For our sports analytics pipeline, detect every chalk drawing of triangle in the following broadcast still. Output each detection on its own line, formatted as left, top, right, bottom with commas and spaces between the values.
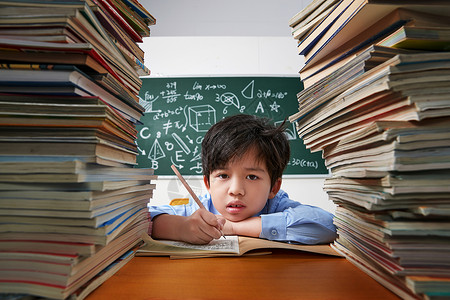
241, 80, 254, 99
190, 152, 202, 162
148, 139, 165, 161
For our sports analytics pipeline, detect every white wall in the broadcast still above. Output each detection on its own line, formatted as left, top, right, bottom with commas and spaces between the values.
139, 0, 312, 37
140, 36, 301, 76
138, 0, 335, 213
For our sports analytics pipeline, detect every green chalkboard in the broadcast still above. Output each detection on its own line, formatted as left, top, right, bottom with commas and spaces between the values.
135, 76, 327, 176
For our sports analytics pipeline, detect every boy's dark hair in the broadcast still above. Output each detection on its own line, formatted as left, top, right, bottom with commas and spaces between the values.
201, 114, 290, 187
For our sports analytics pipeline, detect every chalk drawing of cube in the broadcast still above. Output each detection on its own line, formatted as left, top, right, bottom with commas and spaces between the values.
188, 105, 216, 132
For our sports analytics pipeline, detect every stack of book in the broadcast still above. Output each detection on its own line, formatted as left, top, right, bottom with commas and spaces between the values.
289, 1, 450, 299
0, 0, 156, 299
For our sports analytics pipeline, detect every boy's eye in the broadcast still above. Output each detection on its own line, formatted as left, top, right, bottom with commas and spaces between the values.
218, 174, 229, 179
247, 174, 258, 180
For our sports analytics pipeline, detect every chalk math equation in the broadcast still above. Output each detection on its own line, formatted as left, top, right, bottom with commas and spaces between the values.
135, 77, 327, 176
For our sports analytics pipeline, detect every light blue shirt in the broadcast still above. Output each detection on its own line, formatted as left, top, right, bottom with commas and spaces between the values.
149, 190, 337, 245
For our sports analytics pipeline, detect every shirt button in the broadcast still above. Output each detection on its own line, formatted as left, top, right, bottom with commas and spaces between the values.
271, 229, 278, 236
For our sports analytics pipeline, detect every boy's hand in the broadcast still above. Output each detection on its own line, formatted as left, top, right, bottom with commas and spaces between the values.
219, 216, 235, 236
220, 217, 262, 238
182, 209, 224, 244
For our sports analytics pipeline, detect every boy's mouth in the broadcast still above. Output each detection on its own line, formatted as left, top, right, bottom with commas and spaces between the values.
226, 202, 245, 214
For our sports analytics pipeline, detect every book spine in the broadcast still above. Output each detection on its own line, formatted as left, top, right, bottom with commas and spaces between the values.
113, 40, 150, 76
97, 0, 142, 42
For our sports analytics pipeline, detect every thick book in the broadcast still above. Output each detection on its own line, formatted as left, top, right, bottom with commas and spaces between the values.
70, 246, 139, 300
289, 0, 339, 41
0, 140, 138, 166
0, 3, 137, 83
376, 25, 450, 51
0, 93, 138, 142
0, 66, 144, 123
0, 38, 127, 88
298, 0, 450, 61
298, 7, 449, 86
136, 234, 341, 259
303, 5, 450, 68
0, 221, 147, 299
290, 52, 450, 129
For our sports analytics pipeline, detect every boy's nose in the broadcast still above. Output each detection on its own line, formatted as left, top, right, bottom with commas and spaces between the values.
228, 177, 245, 196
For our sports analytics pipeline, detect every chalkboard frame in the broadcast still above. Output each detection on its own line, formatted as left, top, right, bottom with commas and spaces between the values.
135, 75, 329, 177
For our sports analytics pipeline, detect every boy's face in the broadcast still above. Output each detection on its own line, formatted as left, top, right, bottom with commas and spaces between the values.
204, 148, 281, 222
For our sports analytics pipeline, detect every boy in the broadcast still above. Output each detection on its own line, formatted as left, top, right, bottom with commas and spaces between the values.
150, 114, 337, 245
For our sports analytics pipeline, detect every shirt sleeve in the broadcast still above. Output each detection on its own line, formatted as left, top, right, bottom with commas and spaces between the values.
259, 191, 337, 245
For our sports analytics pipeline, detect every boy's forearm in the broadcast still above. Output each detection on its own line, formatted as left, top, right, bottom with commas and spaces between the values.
228, 216, 262, 238
151, 211, 225, 244
151, 214, 186, 241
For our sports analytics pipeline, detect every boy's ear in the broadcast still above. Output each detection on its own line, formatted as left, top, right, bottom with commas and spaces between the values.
203, 175, 210, 191
269, 178, 282, 199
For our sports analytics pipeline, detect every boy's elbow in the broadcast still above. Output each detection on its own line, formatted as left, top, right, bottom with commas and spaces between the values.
315, 218, 338, 244
314, 228, 338, 244
288, 223, 337, 245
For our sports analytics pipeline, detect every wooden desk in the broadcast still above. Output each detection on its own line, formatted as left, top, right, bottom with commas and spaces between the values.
87, 250, 399, 300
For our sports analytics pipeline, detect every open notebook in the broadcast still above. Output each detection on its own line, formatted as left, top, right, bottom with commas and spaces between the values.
136, 234, 342, 259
